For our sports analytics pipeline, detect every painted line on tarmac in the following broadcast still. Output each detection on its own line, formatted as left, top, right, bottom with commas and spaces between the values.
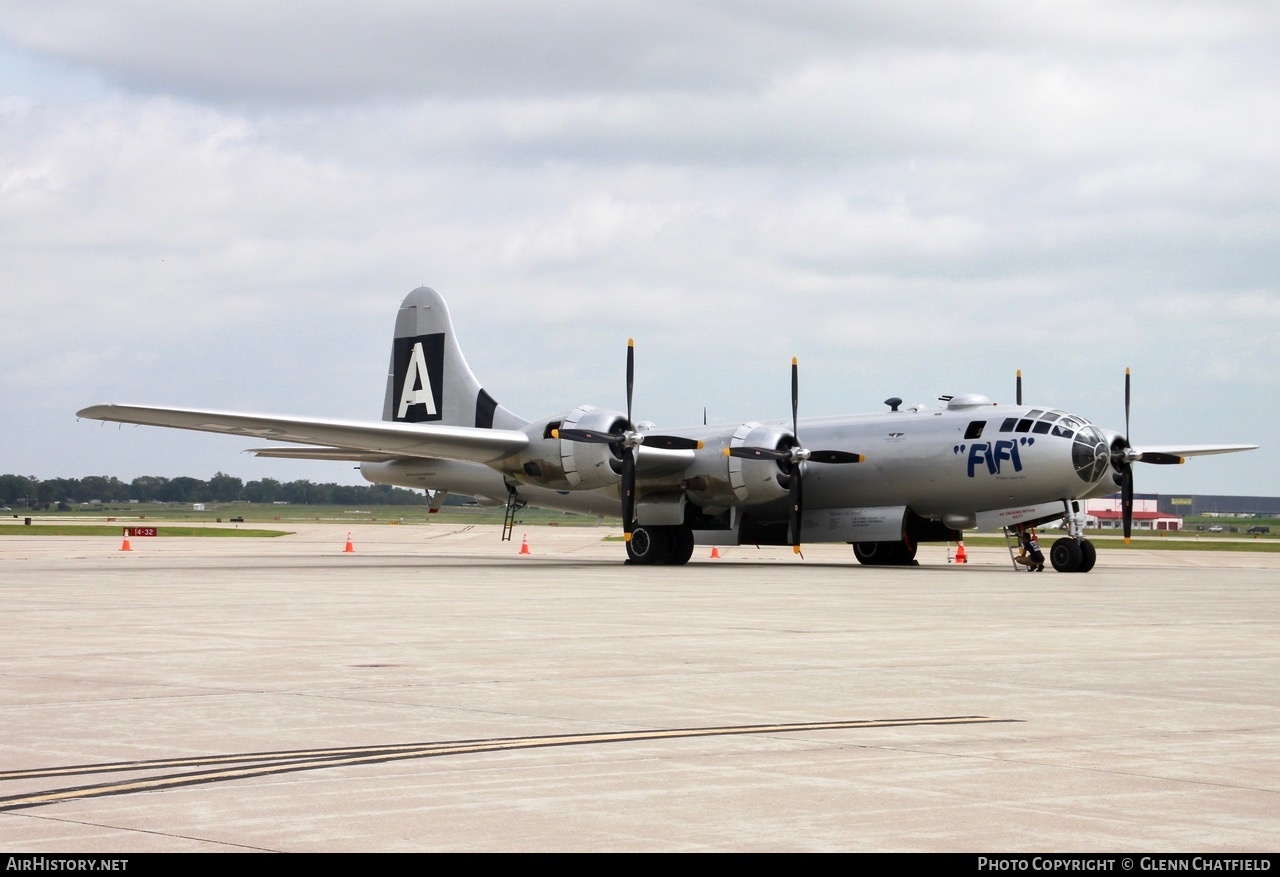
1, 715, 1014, 811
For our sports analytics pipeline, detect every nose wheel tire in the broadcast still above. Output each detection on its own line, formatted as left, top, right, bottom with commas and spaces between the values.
1050, 537, 1096, 573
1078, 538, 1097, 573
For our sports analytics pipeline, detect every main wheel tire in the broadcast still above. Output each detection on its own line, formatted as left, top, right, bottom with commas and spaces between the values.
853, 542, 884, 565
662, 527, 695, 566
853, 540, 917, 566
1050, 537, 1083, 573
1077, 538, 1097, 573
626, 525, 671, 565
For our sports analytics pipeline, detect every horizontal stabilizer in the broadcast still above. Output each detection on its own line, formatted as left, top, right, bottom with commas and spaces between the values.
76, 404, 528, 465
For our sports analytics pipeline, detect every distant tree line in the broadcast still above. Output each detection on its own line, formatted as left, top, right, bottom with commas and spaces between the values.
0, 473, 428, 510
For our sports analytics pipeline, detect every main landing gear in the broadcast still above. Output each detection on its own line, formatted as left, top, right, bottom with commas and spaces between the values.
1050, 537, 1097, 573
851, 538, 919, 566
625, 524, 695, 566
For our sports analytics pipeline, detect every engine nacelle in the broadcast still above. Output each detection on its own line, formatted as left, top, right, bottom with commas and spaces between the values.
680, 422, 794, 509
506, 405, 627, 491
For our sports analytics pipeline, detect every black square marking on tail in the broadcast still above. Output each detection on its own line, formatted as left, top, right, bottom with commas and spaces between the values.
392, 333, 445, 423
475, 389, 498, 429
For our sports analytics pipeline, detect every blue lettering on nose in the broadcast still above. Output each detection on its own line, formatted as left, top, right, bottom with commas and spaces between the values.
967, 443, 991, 477
965, 440, 1024, 477
993, 439, 1023, 473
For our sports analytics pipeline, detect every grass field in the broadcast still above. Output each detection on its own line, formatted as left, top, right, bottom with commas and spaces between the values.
3, 503, 1276, 551
0, 524, 292, 538
0, 502, 596, 536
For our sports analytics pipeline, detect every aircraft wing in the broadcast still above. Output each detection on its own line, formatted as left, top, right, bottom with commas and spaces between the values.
246, 443, 698, 473
246, 447, 410, 462
76, 404, 529, 465
1131, 443, 1258, 464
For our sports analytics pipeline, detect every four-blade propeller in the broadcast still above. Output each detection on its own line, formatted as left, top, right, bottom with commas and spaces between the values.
1111, 367, 1185, 542
1020, 366, 1187, 543
724, 358, 864, 554
553, 340, 702, 541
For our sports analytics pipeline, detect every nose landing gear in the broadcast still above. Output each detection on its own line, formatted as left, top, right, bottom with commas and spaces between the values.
1050, 537, 1097, 573
1049, 498, 1097, 573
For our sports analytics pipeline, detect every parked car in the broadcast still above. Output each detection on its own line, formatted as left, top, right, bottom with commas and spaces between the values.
1208, 525, 1224, 532
1247, 525, 1271, 535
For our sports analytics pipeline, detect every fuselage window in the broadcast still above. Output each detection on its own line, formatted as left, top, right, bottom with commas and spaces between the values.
1015, 418, 1034, 433
1000, 417, 1018, 432
964, 421, 986, 440
1032, 421, 1052, 434
1026, 409, 1045, 419
1040, 411, 1061, 423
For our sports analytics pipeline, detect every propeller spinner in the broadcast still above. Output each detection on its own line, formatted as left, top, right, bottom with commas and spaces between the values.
724, 357, 864, 555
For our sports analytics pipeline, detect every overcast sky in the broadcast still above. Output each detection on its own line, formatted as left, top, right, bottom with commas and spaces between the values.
2, 1, 1276, 497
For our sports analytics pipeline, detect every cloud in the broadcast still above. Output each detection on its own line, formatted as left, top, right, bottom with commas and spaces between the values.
0, 3, 1275, 494
3, 1, 1271, 105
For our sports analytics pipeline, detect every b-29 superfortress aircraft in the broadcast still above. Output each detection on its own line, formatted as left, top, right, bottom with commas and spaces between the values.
78, 287, 1257, 572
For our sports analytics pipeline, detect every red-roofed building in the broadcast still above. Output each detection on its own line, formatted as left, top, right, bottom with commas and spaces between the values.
1084, 495, 1184, 531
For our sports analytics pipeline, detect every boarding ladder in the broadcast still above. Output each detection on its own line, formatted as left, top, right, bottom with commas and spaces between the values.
1002, 527, 1024, 571
501, 484, 526, 542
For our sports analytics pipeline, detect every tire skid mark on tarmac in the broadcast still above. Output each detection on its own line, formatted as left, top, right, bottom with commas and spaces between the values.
0, 715, 1015, 811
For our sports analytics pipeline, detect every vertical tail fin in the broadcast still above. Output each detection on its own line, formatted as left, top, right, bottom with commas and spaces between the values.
383, 287, 525, 429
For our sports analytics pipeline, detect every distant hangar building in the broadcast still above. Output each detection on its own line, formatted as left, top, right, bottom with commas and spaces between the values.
1080, 494, 1277, 533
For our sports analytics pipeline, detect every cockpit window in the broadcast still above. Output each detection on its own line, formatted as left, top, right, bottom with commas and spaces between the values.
1004, 408, 1087, 440
964, 421, 986, 440
1003, 407, 1095, 437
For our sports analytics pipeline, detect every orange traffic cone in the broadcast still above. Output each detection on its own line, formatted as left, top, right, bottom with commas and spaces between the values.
519, 533, 530, 555
119, 529, 132, 552
343, 532, 355, 553
955, 541, 967, 564
710, 546, 721, 559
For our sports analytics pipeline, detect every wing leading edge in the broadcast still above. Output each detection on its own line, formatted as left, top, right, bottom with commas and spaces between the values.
75, 404, 529, 465
1129, 443, 1258, 463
